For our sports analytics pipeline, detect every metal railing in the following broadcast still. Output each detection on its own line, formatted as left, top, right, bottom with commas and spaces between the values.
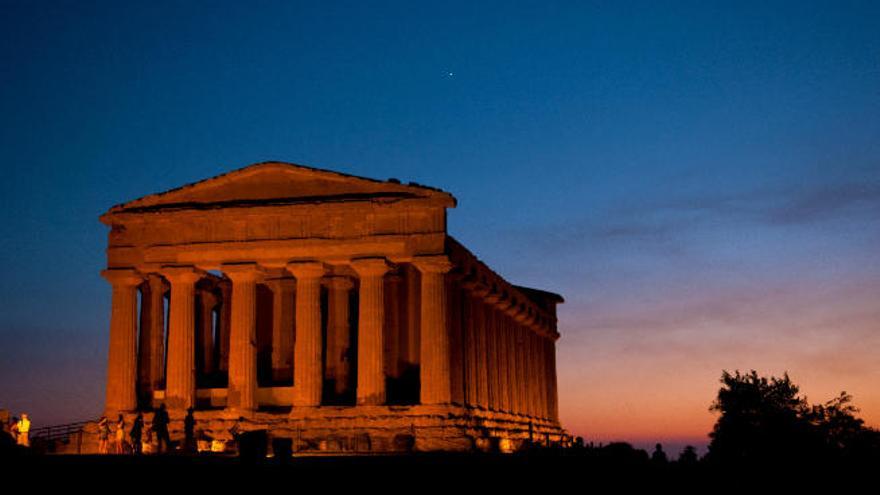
29, 420, 91, 445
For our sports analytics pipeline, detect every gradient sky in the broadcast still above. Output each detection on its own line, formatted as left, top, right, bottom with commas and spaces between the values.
1, 1, 878, 453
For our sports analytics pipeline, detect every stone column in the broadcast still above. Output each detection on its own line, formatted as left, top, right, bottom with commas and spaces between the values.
197, 288, 217, 376
514, 320, 526, 416
403, 264, 420, 369
529, 334, 542, 418
102, 269, 142, 413
533, 332, 543, 419
413, 256, 453, 405
467, 295, 481, 408
287, 262, 326, 408
538, 335, 550, 419
526, 330, 536, 418
218, 281, 232, 372
505, 314, 518, 414
474, 295, 489, 410
224, 263, 263, 413
549, 339, 559, 422
384, 273, 403, 379
494, 300, 511, 414
162, 266, 203, 411
485, 303, 499, 411
267, 277, 295, 382
352, 258, 391, 405
325, 276, 353, 396
138, 274, 165, 404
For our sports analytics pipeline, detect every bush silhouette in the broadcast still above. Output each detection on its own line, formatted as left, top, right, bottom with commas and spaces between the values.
706, 370, 880, 465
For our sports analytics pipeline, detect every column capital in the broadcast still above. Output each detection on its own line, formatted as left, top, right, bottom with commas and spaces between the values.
323, 276, 354, 291
160, 266, 204, 284
484, 292, 503, 305
266, 276, 297, 291
350, 257, 392, 277
144, 273, 167, 292
505, 302, 525, 318
494, 297, 514, 311
411, 255, 453, 274
465, 282, 491, 298
101, 268, 142, 287
515, 308, 534, 324
286, 261, 326, 280
222, 262, 265, 283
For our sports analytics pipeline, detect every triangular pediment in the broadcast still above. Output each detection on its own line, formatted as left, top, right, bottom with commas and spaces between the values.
106, 161, 455, 215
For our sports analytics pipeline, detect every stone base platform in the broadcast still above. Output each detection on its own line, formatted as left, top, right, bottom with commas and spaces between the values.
70, 405, 569, 455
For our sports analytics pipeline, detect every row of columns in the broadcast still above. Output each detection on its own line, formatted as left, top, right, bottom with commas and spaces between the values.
459, 283, 558, 422
102, 255, 453, 414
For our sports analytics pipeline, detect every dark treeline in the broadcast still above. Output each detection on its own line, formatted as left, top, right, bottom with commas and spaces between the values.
558, 369, 880, 470
3, 369, 878, 484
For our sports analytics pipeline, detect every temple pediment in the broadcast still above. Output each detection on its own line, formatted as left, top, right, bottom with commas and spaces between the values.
105, 161, 455, 216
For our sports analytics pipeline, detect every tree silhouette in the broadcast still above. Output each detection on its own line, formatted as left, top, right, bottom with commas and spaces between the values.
677, 445, 698, 465
707, 370, 880, 465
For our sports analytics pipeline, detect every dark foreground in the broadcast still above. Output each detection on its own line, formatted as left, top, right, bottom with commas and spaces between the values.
4, 450, 874, 489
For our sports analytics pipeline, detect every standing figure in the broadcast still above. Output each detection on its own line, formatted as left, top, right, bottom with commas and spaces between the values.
97, 416, 110, 454
114, 414, 126, 454
142, 424, 154, 454
183, 407, 196, 454
129, 413, 144, 455
152, 404, 171, 453
651, 443, 668, 464
15, 414, 30, 447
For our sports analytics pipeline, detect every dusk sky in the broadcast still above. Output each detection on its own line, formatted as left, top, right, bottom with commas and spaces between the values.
1, 1, 878, 453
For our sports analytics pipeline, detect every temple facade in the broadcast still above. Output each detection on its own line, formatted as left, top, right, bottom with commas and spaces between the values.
97, 161, 567, 453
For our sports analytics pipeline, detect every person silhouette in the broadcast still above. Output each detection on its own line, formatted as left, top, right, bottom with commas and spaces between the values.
97, 416, 110, 453
651, 443, 668, 463
11, 413, 31, 447
130, 413, 144, 455
152, 404, 171, 453
114, 414, 126, 454
184, 407, 196, 453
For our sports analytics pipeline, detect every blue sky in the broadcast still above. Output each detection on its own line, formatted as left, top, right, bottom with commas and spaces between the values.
1, 1, 878, 451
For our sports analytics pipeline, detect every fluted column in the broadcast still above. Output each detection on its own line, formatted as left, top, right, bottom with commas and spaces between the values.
287, 262, 326, 408
197, 288, 217, 376
548, 338, 559, 421
494, 300, 511, 414
218, 281, 232, 372
224, 264, 263, 413
162, 266, 203, 411
540, 338, 548, 420
403, 264, 420, 368
530, 331, 540, 418
413, 256, 453, 405
514, 319, 526, 416
102, 269, 142, 413
485, 302, 499, 411
325, 276, 353, 396
539, 334, 548, 420
464, 294, 478, 407
267, 277, 296, 382
384, 273, 403, 379
138, 274, 166, 405
526, 330, 536, 417
475, 295, 489, 409
502, 309, 514, 414
352, 258, 391, 405
534, 332, 544, 419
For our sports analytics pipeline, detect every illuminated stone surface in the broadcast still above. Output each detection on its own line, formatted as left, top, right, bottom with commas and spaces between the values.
94, 162, 567, 452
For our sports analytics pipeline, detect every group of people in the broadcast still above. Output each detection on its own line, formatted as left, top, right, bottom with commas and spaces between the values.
97, 403, 173, 455
96, 404, 231, 455
2, 413, 31, 448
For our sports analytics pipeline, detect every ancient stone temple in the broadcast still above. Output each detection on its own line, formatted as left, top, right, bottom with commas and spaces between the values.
97, 161, 567, 453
